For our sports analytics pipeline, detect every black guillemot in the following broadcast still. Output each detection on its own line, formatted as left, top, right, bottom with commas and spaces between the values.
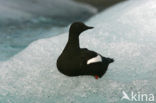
57, 22, 114, 79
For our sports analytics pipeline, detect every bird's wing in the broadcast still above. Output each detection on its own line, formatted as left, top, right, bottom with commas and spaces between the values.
80, 48, 98, 68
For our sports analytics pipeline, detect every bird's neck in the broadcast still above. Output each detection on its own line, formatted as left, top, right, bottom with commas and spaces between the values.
65, 33, 80, 51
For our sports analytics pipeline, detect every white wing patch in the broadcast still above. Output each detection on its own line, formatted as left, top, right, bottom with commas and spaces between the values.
87, 55, 102, 65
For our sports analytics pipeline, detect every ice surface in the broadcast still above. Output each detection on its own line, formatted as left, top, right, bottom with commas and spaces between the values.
0, 0, 156, 103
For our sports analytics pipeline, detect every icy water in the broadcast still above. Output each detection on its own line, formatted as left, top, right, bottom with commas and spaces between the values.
0, 0, 156, 103
0, 0, 97, 61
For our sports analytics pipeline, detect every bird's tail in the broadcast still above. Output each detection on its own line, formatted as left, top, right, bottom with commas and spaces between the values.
102, 57, 114, 63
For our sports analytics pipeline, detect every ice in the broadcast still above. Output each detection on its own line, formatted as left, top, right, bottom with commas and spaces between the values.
0, 0, 156, 103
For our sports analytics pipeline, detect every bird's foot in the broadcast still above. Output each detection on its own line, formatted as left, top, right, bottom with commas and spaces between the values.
94, 75, 99, 80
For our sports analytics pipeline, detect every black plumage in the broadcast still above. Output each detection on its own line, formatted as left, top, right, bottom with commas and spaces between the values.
57, 22, 114, 79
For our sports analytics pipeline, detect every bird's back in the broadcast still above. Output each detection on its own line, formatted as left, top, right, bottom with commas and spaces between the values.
79, 48, 114, 77
79, 48, 98, 68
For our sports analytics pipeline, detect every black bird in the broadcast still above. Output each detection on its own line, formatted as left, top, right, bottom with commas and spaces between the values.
57, 22, 114, 79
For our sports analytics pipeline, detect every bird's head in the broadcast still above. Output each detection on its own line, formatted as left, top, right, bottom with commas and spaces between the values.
69, 22, 94, 37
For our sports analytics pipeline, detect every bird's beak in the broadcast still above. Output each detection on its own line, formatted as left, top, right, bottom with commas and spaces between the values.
86, 26, 94, 29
